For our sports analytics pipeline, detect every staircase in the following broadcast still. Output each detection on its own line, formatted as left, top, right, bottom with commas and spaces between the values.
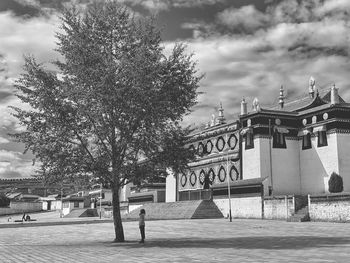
64, 208, 99, 218
123, 200, 223, 221
191, 200, 224, 219
288, 206, 310, 222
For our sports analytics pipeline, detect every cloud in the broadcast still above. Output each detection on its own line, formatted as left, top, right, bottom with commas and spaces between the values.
0, 150, 37, 179
0, 137, 10, 144
316, 0, 350, 16
2, 0, 350, 174
0, 11, 60, 73
217, 5, 267, 33
118, 0, 227, 13
178, 8, 350, 125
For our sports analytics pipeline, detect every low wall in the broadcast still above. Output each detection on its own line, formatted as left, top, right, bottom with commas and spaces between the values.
10, 202, 43, 213
309, 193, 350, 222
213, 196, 262, 219
0, 207, 21, 216
263, 196, 294, 220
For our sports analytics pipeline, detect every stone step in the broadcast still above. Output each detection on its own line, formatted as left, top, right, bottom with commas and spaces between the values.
64, 208, 99, 218
123, 200, 223, 221
288, 205, 310, 222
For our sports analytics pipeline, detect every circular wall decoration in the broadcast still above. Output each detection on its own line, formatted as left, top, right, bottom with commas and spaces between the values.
228, 134, 238, 150
206, 140, 213, 154
218, 166, 226, 182
275, 119, 281, 125
188, 144, 195, 153
312, 116, 317, 124
247, 119, 251, 127
208, 168, 215, 183
323, 113, 328, 120
190, 172, 197, 186
197, 142, 205, 156
180, 174, 187, 187
199, 170, 206, 185
216, 136, 225, 152
229, 165, 239, 181
302, 119, 307, 126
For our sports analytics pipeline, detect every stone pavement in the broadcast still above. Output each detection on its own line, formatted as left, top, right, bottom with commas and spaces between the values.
1, 218, 350, 262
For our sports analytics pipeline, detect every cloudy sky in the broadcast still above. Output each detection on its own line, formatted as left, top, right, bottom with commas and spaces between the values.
1, 0, 350, 179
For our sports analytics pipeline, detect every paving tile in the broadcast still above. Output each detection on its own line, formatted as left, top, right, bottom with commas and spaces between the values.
0, 219, 350, 262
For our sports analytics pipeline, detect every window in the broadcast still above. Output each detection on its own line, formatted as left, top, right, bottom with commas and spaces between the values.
245, 131, 254, 149
317, 131, 328, 147
298, 129, 312, 150
206, 140, 213, 154
216, 136, 225, 152
302, 133, 312, 150
314, 125, 327, 147
273, 131, 286, 148
197, 142, 205, 156
241, 128, 254, 149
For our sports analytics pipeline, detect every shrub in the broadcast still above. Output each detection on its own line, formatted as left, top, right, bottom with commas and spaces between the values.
328, 172, 344, 193
0, 193, 10, 207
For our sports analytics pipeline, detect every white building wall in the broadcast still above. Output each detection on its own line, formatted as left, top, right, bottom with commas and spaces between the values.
337, 133, 350, 192
242, 137, 301, 196
120, 184, 131, 202
300, 133, 338, 194
51, 200, 62, 210
270, 138, 301, 195
242, 137, 261, 179
166, 172, 176, 202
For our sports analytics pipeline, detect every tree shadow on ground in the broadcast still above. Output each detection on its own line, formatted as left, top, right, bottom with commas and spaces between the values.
110, 236, 350, 250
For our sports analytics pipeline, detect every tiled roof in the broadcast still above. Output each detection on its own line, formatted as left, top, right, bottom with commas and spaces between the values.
269, 88, 346, 112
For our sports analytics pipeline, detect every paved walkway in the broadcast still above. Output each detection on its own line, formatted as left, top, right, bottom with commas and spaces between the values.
1, 218, 350, 262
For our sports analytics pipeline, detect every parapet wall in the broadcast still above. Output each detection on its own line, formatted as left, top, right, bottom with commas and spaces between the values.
10, 202, 43, 213
309, 193, 350, 222
263, 196, 295, 220
213, 196, 262, 219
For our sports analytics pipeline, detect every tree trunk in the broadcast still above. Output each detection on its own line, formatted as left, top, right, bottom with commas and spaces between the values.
112, 184, 125, 242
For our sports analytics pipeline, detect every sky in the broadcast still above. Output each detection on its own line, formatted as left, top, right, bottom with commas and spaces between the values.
1, 0, 350, 179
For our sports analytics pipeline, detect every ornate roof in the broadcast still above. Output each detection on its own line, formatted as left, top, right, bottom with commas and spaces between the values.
268, 87, 346, 113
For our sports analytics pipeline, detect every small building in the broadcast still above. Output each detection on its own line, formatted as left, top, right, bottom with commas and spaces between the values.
62, 196, 90, 216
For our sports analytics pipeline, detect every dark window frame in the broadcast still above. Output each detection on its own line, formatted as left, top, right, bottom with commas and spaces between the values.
197, 142, 206, 156
302, 133, 312, 150
273, 131, 287, 149
317, 131, 328, 147
215, 136, 226, 152
245, 131, 254, 149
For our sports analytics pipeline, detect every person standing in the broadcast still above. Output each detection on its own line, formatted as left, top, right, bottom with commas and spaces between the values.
139, 209, 146, 243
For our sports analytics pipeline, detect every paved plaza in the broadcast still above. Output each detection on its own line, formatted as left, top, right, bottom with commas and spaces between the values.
1, 218, 350, 262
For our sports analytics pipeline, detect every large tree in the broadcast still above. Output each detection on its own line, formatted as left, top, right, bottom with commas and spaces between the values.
10, 1, 201, 242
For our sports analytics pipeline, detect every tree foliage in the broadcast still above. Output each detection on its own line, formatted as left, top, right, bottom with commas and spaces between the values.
328, 172, 343, 193
10, 1, 201, 242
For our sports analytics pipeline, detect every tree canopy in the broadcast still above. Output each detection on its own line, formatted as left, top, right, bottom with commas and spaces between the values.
10, 1, 201, 242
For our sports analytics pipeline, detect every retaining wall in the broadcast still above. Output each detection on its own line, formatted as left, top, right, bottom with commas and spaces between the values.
263, 196, 294, 220
9, 202, 42, 213
213, 196, 262, 219
309, 193, 350, 222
